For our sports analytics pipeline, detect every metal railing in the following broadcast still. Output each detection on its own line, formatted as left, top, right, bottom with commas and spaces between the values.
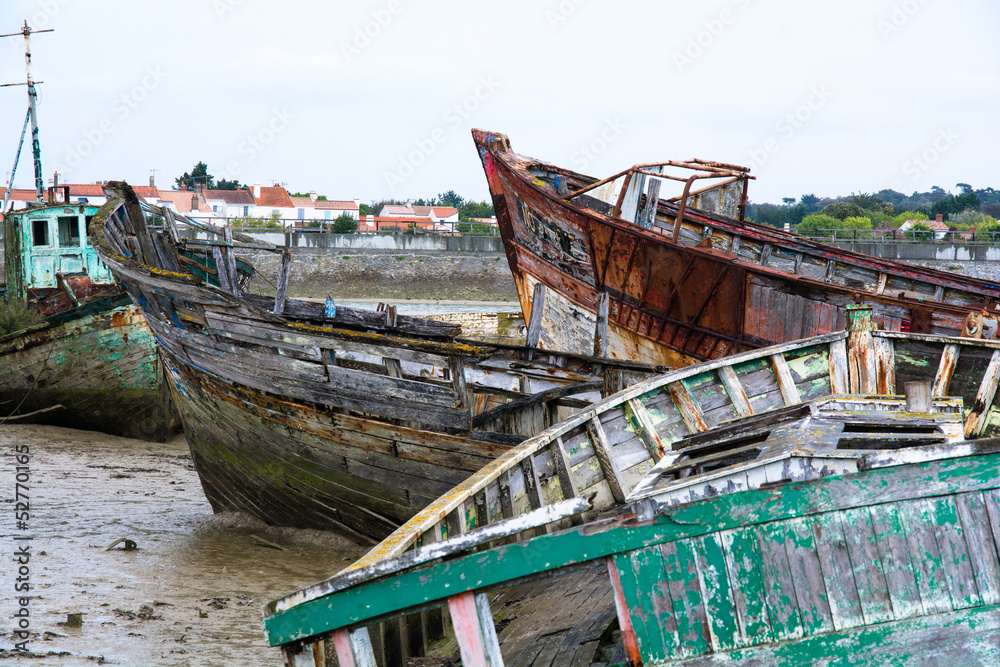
794, 228, 1000, 245
210, 218, 502, 237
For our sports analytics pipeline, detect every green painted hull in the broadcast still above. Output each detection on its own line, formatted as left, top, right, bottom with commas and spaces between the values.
0, 295, 173, 441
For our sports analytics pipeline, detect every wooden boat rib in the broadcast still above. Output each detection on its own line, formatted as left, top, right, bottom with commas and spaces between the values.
90, 182, 662, 544
0, 194, 172, 439
264, 304, 1000, 665
472, 129, 1000, 368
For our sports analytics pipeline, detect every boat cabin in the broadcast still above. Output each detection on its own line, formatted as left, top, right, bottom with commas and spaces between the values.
4, 188, 111, 315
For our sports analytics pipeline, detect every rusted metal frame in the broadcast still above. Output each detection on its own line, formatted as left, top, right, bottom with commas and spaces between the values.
686, 157, 753, 173
656, 255, 698, 318
563, 166, 633, 200
662, 175, 743, 203
611, 170, 635, 220
595, 226, 617, 288
586, 416, 627, 503
933, 344, 960, 397
671, 175, 700, 242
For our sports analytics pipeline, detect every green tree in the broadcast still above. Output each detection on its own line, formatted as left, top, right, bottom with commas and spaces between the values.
905, 222, 934, 241
175, 161, 214, 190
437, 190, 465, 208
799, 193, 821, 213
215, 178, 241, 190
821, 202, 866, 220
458, 200, 495, 221
795, 213, 842, 237
331, 213, 358, 234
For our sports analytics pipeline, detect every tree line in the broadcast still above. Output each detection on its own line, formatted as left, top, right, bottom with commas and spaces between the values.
748, 184, 1000, 237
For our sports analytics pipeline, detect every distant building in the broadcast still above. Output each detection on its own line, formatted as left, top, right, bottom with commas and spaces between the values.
898, 214, 950, 240
204, 189, 256, 219
249, 183, 295, 224
155, 190, 222, 223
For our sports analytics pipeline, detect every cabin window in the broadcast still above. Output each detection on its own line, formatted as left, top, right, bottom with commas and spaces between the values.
32, 219, 49, 246
58, 216, 81, 245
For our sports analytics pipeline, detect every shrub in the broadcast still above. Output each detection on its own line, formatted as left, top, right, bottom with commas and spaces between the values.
0, 300, 43, 336
331, 213, 358, 234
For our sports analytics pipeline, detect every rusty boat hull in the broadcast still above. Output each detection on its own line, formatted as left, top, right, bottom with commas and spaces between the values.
91, 183, 659, 544
473, 130, 1000, 369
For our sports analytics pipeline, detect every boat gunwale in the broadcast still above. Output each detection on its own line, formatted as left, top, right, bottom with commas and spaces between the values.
262, 437, 1000, 646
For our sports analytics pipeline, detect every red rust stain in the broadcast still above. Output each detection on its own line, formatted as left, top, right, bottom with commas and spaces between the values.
111, 311, 128, 328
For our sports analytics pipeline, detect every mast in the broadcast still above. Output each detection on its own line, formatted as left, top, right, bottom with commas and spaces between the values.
1, 21, 53, 204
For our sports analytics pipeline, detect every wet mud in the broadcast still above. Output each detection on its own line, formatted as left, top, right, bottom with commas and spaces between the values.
1, 425, 365, 665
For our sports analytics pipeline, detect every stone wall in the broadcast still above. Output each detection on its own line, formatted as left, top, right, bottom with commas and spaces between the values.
242, 250, 518, 302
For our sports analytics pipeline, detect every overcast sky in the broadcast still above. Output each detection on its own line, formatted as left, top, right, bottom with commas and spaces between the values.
1, 1, 997, 206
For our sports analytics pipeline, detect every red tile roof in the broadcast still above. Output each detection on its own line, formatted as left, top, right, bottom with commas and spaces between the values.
156, 190, 214, 214
431, 206, 459, 218
289, 196, 316, 208
381, 204, 415, 216
255, 186, 293, 208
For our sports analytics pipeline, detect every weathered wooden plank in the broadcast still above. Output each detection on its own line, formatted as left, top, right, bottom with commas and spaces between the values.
873, 336, 897, 395
828, 338, 849, 394
900, 498, 954, 615
526, 282, 546, 350
717, 365, 753, 417
783, 517, 834, 636
965, 349, 1000, 438
869, 501, 924, 620
613, 546, 677, 662
957, 492, 1000, 606
757, 522, 803, 642
593, 291, 609, 358
660, 539, 709, 657
841, 507, 894, 625
331, 628, 377, 667
695, 533, 740, 651
273, 249, 291, 315
607, 557, 644, 666
550, 436, 580, 501
769, 354, 801, 406
759, 244, 772, 267
587, 417, 626, 503
930, 496, 981, 610
719, 527, 772, 648
448, 591, 502, 667
668, 381, 708, 433
933, 344, 961, 397
812, 511, 865, 631
624, 397, 666, 461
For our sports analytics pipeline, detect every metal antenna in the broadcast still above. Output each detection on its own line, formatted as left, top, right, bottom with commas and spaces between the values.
1, 21, 54, 202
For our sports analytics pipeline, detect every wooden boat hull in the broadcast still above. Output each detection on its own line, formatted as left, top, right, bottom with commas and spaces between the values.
91, 183, 655, 544
474, 130, 997, 368
0, 295, 171, 440
164, 352, 511, 541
